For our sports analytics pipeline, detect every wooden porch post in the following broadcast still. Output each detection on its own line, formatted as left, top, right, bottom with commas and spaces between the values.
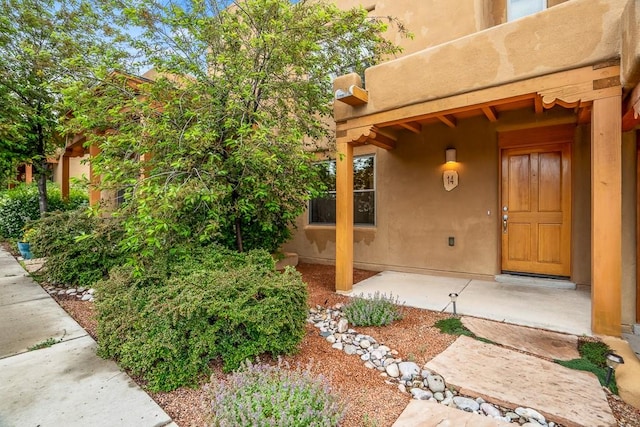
89, 144, 101, 206
637, 129, 640, 325
61, 155, 70, 201
24, 164, 33, 184
591, 95, 622, 336
335, 140, 354, 292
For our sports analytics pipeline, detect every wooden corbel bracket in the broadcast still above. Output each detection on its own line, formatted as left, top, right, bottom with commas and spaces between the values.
335, 85, 369, 106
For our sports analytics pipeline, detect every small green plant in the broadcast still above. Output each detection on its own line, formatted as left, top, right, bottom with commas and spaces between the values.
434, 317, 495, 344
28, 337, 60, 350
362, 413, 379, 427
343, 291, 404, 327
556, 339, 618, 393
210, 359, 346, 427
434, 317, 474, 336
21, 227, 36, 243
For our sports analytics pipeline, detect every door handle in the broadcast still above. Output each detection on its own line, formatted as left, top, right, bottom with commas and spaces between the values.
502, 214, 508, 233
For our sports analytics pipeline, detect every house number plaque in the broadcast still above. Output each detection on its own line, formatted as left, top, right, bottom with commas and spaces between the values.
443, 170, 458, 191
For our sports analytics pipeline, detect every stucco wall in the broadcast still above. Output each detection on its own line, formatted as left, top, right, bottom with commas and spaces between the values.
621, 0, 640, 88
286, 109, 604, 281
334, 0, 626, 121
284, 106, 638, 303
334, 0, 571, 59
52, 155, 90, 187
286, 114, 500, 278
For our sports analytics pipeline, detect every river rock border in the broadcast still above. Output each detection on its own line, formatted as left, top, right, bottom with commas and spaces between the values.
44, 285, 96, 302
308, 304, 561, 427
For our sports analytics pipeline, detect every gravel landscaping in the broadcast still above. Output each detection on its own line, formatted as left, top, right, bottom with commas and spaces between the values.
45, 262, 640, 427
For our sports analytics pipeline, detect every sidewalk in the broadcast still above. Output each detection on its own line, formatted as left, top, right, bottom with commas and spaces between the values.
0, 247, 176, 427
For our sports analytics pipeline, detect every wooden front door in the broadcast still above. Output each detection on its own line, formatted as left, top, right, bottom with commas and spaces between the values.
501, 141, 571, 277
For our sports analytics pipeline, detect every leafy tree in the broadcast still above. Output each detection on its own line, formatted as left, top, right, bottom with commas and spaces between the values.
0, 0, 129, 213
64, 0, 406, 260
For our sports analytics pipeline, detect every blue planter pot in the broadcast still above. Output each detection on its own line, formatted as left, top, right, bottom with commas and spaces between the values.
17, 241, 32, 260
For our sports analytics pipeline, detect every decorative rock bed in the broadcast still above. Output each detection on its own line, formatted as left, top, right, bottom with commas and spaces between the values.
308, 304, 561, 427
44, 285, 96, 302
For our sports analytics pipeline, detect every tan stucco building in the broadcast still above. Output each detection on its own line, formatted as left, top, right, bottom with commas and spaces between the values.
284, 0, 640, 336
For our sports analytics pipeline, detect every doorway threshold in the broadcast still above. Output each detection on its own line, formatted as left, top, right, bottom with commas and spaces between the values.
495, 274, 576, 290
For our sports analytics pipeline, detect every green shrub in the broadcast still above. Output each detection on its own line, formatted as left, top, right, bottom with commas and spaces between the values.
0, 184, 87, 239
579, 340, 609, 367
96, 246, 308, 391
210, 359, 346, 427
556, 339, 618, 393
343, 291, 404, 327
28, 208, 126, 287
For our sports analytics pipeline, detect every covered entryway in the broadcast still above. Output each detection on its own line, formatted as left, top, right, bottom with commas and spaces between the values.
499, 126, 572, 277
332, 62, 623, 336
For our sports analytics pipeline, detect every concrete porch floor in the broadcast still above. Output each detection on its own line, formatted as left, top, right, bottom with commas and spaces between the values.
347, 271, 592, 336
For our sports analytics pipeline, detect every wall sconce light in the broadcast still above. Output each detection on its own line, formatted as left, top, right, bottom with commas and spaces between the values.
605, 352, 624, 387
443, 148, 459, 191
445, 148, 457, 163
448, 292, 459, 316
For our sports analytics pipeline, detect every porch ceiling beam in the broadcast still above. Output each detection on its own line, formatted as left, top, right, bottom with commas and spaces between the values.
437, 114, 457, 128
577, 105, 591, 124
398, 121, 422, 134
482, 106, 498, 122
534, 95, 544, 114
368, 127, 396, 150
337, 65, 620, 133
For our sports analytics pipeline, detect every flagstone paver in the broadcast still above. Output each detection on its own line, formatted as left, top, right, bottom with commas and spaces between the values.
392, 400, 512, 427
426, 336, 616, 427
461, 316, 579, 361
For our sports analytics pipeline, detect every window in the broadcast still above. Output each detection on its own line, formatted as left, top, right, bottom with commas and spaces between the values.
507, 0, 546, 21
309, 155, 375, 225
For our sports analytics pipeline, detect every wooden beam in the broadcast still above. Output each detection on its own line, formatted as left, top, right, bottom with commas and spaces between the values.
335, 140, 353, 292
591, 95, 622, 336
481, 106, 498, 122
577, 105, 591, 124
637, 130, 640, 324
89, 144, 101, 206
398, 121, 422, 134
61, 155, 70, 201
437, 114, 456, 128
534, 95, 544, 114
335, 85, 368, 106
24, 164, 32, 184
376, 94, 535, 129
336, 66, 619, 133
368, 127, 396, 150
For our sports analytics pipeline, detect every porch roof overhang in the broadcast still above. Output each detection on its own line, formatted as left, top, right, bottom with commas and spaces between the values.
333, 0, 640, 148
336, 63, 621, 150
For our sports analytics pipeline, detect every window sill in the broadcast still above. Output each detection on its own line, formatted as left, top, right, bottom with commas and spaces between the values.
305, 224, 377, 231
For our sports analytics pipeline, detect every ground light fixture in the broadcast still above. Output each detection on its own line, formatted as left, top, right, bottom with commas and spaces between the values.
605, 352, 624, 387
449, 292, 459, 316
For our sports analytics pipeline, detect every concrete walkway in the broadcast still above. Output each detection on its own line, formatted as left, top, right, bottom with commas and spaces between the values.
349, 270, 591, 335
356, 271, 640, 425
0, 248, 176, 427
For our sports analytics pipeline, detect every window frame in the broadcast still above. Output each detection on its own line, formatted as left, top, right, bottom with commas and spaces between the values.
507, 0, 547, 22
308, 154, 376, 227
